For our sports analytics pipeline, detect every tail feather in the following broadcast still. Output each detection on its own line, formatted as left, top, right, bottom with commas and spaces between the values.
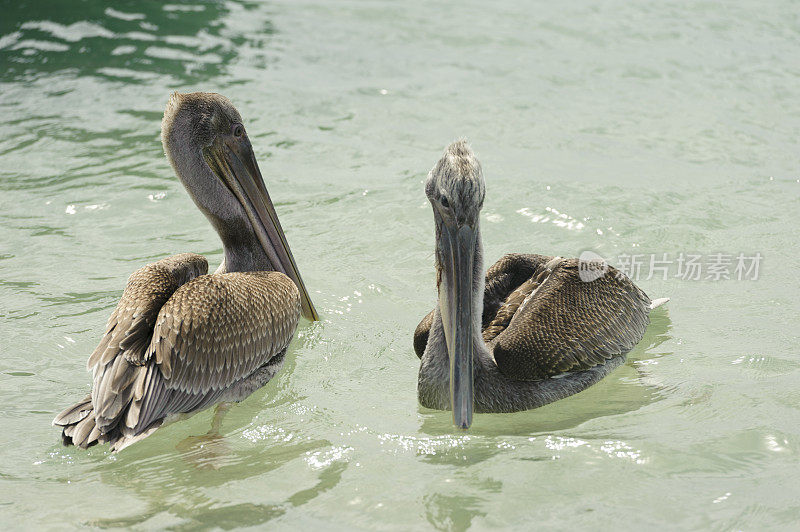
111, 420, 163, 453
53, 394, 93, 427
59, 350, 164, 452
54, 394, 160, 452
71, 415, 97, 448
649, 297, 670, 310
55, 397, 101, 449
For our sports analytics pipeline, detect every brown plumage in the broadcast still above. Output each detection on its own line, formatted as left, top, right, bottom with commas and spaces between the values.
414, 253, 651, 382
55, 254, 300, 451
54, 92, 317, 451
415, 140, 667, 425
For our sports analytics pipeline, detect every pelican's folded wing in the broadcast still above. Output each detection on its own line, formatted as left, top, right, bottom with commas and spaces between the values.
129, 271, 301, 433
87, 253, 209, 369
413, 309, 435, 359
412, 253, 553, 359
491, 257, 651, 381
481, 253, 553, 342
85, 253, 208, 431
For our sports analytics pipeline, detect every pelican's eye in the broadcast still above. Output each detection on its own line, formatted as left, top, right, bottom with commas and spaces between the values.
232, 123, 245, 138
440, 196, 450, 209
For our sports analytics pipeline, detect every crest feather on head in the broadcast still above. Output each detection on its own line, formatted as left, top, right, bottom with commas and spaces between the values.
425, 138, 486, 224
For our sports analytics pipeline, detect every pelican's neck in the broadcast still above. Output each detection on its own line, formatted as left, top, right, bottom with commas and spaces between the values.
217, 227, 274, 274
168, 141, 272, 275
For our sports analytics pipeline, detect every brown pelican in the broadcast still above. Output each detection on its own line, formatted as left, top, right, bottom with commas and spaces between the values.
53, 92, 318, 451
414, 140, 668, 429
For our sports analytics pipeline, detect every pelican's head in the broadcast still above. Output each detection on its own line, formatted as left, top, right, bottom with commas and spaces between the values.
425, 139, 485, 429
161, 92, 318, 321
425, 139, 485, 228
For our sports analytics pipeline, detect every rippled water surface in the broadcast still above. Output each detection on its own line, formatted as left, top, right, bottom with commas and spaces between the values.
2, 1, 799, 529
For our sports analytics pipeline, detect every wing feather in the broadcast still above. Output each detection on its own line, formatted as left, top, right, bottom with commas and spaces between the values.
89, 253, 208, 432
492, 257, 651, 380
413, 253, 552, 358
413, 253, 651, 381
87, 254, 208, 371
128, 271, 301, 431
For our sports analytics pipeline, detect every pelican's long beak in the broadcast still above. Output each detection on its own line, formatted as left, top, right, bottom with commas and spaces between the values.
436, 217, 477, 429
205, 137, 319, 321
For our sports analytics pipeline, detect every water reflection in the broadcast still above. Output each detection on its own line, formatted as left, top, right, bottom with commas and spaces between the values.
47, 344, 348, 528
84, 417, 341, 527
424, 493, 487, 532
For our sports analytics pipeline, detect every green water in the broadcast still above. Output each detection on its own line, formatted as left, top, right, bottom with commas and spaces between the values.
1, 1, 799, 529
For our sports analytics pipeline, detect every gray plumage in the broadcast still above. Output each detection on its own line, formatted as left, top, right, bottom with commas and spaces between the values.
415, 140, 665, 417
54, 92, 316, 451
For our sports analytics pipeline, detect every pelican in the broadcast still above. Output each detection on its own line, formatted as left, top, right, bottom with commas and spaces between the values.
414, 140, 668, 429
53, 92, 318, 451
